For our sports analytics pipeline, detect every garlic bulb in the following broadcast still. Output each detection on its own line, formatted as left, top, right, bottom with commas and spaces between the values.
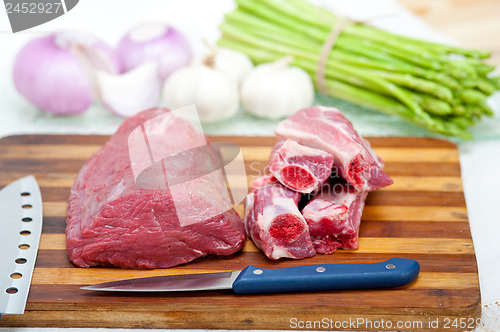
214, 48, 253, 85
194, 47, 253, 86
162, 63, 239, 123
241, 56, 314, 119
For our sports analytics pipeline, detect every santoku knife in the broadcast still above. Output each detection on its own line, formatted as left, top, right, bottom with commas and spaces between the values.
81, 257, 419, 294
0, 176, 43, 316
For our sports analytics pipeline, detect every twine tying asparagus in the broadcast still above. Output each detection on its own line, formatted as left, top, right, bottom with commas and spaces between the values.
316, 18, 353, 94
316, 13, 396, 95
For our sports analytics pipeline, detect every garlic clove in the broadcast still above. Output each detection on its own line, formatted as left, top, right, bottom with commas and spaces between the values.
97, 61, 161, 117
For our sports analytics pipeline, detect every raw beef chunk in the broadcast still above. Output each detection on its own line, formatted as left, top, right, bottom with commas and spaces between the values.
249, 174, 277, 191
302, 182, 367, 254
274, 106, 392, 193
268, 139, 334, 193
245, 177, 315, 260
66, 108, 246, 269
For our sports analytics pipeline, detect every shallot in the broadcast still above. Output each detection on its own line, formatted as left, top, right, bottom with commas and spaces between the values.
116, 23, 192, 83
12, 32, 120, 115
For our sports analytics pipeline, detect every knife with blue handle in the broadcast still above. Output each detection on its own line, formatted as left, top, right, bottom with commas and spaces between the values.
81, 257, 419, 294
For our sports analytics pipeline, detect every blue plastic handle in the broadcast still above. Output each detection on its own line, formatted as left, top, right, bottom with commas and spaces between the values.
232, 257, 419, 294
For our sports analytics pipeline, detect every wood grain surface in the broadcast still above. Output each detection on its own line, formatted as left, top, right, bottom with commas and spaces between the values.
400, 0, 500, 67
0, 135, 480, 331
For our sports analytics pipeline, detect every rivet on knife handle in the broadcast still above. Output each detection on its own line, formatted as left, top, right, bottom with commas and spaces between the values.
231, 258, 420, 294
80, 257, 419, 294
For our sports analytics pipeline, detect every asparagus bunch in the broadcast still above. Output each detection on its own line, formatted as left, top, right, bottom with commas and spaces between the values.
217, 0, 499, 139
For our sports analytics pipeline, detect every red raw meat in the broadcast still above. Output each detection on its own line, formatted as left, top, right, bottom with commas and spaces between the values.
274, 106, 392, 193
66, 108, 246, 269
268, 139, 334, 193
302, 182, 367, 254
244, 177, 315, 260
249, 174, 277, 191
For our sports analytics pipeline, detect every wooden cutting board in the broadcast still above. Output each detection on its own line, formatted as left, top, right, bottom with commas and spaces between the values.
0, 135, 480, 331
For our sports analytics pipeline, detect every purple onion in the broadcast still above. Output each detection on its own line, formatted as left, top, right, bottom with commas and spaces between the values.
116, 24, 192, 82
12, 32, 121, 115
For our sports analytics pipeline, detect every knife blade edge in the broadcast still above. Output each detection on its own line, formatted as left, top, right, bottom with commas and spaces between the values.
81, 270, 242, 292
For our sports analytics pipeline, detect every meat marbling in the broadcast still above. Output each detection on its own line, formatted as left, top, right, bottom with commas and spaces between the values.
66, 108, 246, 269
274, 106, 393, 193
245, 177, 315, 260
302, 182, 367, 254
268, 139, 334, 194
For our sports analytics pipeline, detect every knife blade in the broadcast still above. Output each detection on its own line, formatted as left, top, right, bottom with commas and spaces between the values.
0, 176, 43, 316
81, 257, 419, 294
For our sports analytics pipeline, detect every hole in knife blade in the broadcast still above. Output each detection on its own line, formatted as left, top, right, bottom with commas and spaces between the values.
6, 287, 18, 294
15, 258, 27, 264
10, 272, 22, 279
20, 230, 31, 236
20, 192, 31, 196
18, 244, 30, 250
22, 217, 32, 222
22, 204, 32, 209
